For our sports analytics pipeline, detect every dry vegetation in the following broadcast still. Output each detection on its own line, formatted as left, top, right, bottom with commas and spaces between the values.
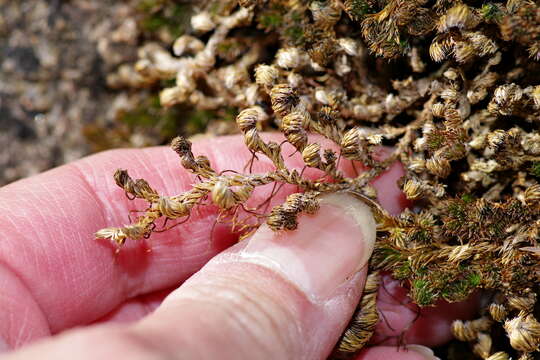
88, 0, 540, 358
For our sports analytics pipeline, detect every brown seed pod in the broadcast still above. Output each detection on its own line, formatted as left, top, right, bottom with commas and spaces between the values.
318, 106, 338, 126
270, 84, 299, 117
523, 185, 540, 206
267, 192, 320, 231
508, 293, 537, 313
340, 128, 367, 160
486, 352, 510, 360
489, 303, 508, 322
243, 127, 263, 153
236, 108, 259, 133
282, 111, 309, 150
473, 332, 492, 359
302, 143, 322, 168
212, 180, 237, 209
114, 169, 158, 201
254, 64, 279, 88
452, 318, 493, 342
403, 179, 425, 200
426, 156, 452, 178
504, 315, 540, 352
157, 196, 191, 219
310, 0, 341, 28
437, 4, 477, 33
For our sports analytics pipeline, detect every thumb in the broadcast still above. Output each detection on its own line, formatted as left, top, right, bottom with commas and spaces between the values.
1, 193, 376, 360
137, 192, 376, 360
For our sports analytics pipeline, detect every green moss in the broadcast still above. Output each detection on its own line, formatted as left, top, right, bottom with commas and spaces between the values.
488, 222, 504, 237
394, 261, 412, 278
260, 12, 283, 29
290, 11, 303, 23
160, 78, 176, 88
138, 1, 191, 38
284, 25, 305, 45
444, 272, 481, 301
377, 246, 403, 264
426, 131, 446, 152
398, 37, 410, 50
137, 0, 164, 13
481, 3, 502, 22
118, 95, 184, 138
184, 109, 215, 134
447, 201, 466, 220
258, 3, 287, 32
467, 272, 481, 287
410, 228, 430, 243
217, 42, 234, 53
530, 161, 540, 178
348, 0, 374, 19
120, 96, 161, 128
412, 279, 435, 306
208, 2, 221, 16
461, 193, 474, 204
222, 107, 238, 122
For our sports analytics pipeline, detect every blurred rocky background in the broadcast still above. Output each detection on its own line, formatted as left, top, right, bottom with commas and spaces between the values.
0, 0, 233, 185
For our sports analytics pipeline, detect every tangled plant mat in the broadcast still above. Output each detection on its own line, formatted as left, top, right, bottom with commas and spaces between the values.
98, 0, 540, 359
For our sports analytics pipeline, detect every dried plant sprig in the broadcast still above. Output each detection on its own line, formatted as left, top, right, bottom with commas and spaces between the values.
333, 271, 381, 357
97, 0, 540, 358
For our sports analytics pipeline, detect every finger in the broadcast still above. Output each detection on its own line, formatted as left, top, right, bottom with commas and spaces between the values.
0, 134, 407, 347
2, 193, 377, 360
94, 272, 479, 350
371, 274, 480, 347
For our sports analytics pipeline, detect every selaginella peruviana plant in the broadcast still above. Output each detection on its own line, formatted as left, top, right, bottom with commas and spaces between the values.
98, 0, 540, 359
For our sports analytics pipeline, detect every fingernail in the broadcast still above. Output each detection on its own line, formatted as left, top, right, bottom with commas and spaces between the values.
406, 345, 440, 360
241, 193, 376, 300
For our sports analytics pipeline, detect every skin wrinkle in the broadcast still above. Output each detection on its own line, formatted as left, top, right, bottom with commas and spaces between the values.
71, 158, 154, 303
0, 258, 51, 346
71, 152, 135, 227
163, 266, 303, 359
46, 194, 72, 300
181, 285, 291, 358
162, 148, 180, 198
44, 165, 120, 330
14, 308, 29, 348
177, 250, 365, 359
0, 166, 124, 335
224, 273, 299, 356
1, 188, 62, 327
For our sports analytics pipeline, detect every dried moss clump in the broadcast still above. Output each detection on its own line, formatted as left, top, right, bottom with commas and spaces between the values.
98, 1, 540, 359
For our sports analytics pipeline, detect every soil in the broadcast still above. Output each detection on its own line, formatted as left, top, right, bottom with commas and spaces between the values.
0, 0, 142, 185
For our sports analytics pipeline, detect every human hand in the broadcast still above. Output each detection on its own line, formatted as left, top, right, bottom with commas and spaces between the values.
0, 134, 478, 359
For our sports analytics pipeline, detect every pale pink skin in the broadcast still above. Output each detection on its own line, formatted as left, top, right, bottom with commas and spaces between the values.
0, 134, 478, 359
